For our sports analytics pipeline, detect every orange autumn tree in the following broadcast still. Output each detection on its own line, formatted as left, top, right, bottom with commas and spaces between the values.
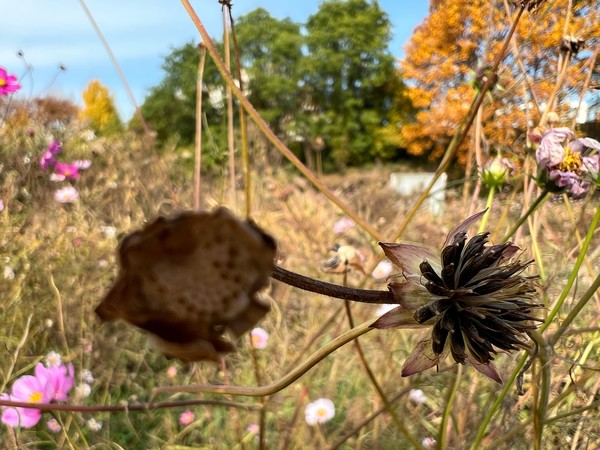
400, 0, 600, 163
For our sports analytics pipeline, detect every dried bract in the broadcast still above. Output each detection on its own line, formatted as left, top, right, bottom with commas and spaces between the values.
95, 208, 276, 361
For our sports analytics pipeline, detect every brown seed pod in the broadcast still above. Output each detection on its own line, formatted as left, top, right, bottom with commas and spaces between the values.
95, 207, 276, 361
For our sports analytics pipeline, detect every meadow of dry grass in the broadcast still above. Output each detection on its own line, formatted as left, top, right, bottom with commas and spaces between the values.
1, 124, 599, 449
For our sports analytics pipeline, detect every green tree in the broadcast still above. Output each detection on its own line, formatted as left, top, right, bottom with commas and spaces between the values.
235, 8, 304, 139
80, 80, 122, 136
138, 42, 226, 147
303, 0, 399, 167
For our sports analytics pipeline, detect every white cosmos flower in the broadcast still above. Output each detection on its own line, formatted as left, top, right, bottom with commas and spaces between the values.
54, 186, 78, 203
45, 351, 62, 368
305, 398, 335, 426
86, 418, 102, 431
408, 389, 427, 405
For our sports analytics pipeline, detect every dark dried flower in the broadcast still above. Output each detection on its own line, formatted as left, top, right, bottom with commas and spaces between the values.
560, 35, 585, 56
372, 211, 541, 383
512, 0, 547, 12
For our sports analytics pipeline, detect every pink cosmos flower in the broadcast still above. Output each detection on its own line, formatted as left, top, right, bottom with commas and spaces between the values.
179, 410, 195, 426
250, 327, 269, 349
535, 127, 600, 196
0, 67, 21, 95
73, 160, 91, 170
333, 218, 356, 234
35, 363, 74, 402
1, 375, 54, 428
246, 423, 260, 434
371, 260, 393, 280
47, 418, 62, 433
54, 162, 80, 180
305, 398, 335, 426
166, 366, 177, 378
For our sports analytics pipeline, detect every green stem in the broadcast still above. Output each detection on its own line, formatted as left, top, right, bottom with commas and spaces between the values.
549, 271, 600, 347
529, 330, 551, 450
501, 189, 550, 243
528, 214, 546, 282
439, 364, 462, 449
469, 353, 528, 449
478, 186, 496, 233
542, 204, 600, 336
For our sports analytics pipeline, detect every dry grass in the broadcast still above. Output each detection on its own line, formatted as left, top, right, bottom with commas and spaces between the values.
1, 128, 599, 450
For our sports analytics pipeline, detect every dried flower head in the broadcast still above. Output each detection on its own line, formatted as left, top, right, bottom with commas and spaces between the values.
512, 0, 547, 11
560, 35, 585, 56
322, 244, 365, 274
95, 208, 276, 362
372, 211, 541, 383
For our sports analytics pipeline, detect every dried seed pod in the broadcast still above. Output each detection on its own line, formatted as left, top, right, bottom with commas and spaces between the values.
95, 207, 276, 361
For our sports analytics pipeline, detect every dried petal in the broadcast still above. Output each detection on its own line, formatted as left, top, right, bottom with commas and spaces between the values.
468, 358, 502, 384
401, 339, 443, 377
371, 306, 422, 329
379, 242, 438, 276
443, 209, 487, 248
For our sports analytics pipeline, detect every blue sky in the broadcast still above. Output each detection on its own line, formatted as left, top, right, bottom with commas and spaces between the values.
2, 1, 428, 121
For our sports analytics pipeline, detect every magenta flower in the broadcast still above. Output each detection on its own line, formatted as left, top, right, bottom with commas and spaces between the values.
40, 150, 57, 170
0, 67, 21, 95
1, 375, 53, 428
535, 127, 600, 196
47, 140, 62, 155
54, 162, 80, 180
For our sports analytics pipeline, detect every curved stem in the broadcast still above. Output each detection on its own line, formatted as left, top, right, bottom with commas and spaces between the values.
150, 321, 373, 403
271, 265, 394, 304
343, 303, 422, 448
501, 189, 549, 243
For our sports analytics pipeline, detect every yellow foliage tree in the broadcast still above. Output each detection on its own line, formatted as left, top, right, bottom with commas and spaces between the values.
400, 0, 600, 163
79, 80, 122, 136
